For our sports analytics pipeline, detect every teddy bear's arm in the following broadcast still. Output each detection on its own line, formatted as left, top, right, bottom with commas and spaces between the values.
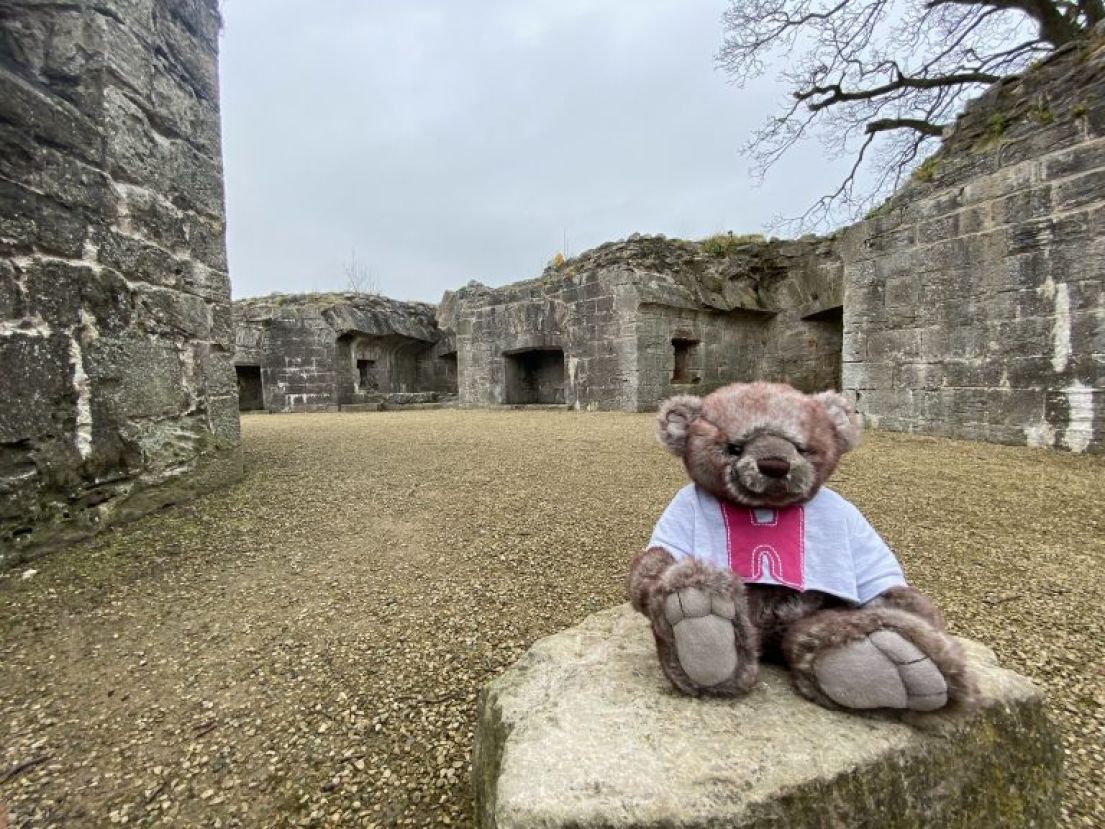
846, 504, 909, 604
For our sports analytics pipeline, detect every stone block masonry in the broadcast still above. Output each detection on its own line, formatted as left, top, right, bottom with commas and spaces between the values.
450, 234, 843, 412
0, 0, 242, 563
232, 293, 455, 412
841, 42, 1105, 452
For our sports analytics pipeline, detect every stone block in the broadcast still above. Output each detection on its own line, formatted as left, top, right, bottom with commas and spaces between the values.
114, 183, 189, 250
993, 184, 1054, 226
0, 128, 117, 215
0, 260, 24, 318
193, 343, 237, 397
474, 605, 1061, 829
92, 228, 186, 289
0, 332, 74, 443
1041, 140, 1105, 181
134, 283, 211, 339
0, 177, 88, 259
86, 335, 187, 419
22, 258, 132, 334
166, 137, 224, 219
1052, 169, 1105, 212
205, 394, 241, 449
0, 65, 101, 164
182, 213, 229, 271
152, 2, 220, 101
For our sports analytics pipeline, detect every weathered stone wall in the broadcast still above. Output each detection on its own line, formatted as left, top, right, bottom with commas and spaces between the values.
841, 43, 1105, 452
632, 237, 843, 408
232, 294, 452, 412
453, 235, 843, 411
451, 266, 640, 410
0, 0, 241, 562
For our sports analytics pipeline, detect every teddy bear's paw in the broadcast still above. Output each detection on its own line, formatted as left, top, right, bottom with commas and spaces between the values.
662, 587, 740, 688
812, 630, 948, 711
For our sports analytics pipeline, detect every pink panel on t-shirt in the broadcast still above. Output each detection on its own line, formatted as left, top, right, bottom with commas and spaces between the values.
721, 503, 805, 590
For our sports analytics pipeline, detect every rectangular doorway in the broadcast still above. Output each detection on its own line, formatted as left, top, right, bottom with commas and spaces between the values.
504, 349, 565, 404
236, 365, 263, 410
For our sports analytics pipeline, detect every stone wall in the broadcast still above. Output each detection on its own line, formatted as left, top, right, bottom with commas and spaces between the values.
632, 236, 843, 407
452, 235, 843, 411
841, 42, 1105, 452
232, 294, 453, 412
0, 0, 241, 563
451, 264, 640, 410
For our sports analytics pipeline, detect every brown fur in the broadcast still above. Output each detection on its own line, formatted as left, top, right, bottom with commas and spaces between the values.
628, 547, 675, 614
782, 606, 978, 711
632, 382, 974, 712
746, 586, 841, 656
639, 557, 760, 697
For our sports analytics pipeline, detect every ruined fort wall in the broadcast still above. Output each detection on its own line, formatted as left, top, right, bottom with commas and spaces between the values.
841, 43, 1105, 452
631, 237, 843, 410
452, 269, 639, 410
453, 236, 844, 411
0, 0, 241, 562
232, 294, 449, 411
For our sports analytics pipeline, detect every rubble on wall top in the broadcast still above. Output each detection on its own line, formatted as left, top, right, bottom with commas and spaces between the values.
450, 232, 839, 315
233, 292, 443, 342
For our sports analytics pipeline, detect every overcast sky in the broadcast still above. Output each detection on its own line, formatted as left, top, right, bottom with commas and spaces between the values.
218, 0, 855, 303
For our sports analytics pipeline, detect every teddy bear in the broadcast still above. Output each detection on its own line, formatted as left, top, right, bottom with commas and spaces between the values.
628, 381, 976, 712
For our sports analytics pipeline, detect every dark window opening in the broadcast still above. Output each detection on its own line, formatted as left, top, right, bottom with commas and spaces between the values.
504, 348, 565, 404
236, 365, 263, 411
672, 338, 701, 385
357, 359, 377, 390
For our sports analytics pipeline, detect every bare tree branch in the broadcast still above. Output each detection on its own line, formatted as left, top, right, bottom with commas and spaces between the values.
719, 0, 1095, 229
797, 70, 1004, 110
865, 117, 947, 136
927, 0, 1083, 44
344, 249, 380, 295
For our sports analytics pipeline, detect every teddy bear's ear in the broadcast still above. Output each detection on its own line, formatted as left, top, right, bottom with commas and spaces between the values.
656, 395, 704, 456
813, 391, 862, 452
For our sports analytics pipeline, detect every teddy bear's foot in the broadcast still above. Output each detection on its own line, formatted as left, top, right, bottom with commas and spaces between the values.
812, 630, 948, 711
663, 587, 740, 687
782, 605, 975, 712
646, 559, 760, 696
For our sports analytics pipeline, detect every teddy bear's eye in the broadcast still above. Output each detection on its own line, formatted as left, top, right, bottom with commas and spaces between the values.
726, 442, 744, 456
796, 444, 812, 456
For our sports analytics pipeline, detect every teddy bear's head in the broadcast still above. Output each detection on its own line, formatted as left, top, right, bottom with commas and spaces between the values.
656, 382, 861, 507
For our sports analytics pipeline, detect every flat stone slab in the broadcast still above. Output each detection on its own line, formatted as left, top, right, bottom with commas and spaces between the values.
473, 604, 1061, 829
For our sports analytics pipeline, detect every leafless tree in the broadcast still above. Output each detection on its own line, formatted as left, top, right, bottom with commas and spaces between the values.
719, 0, 1101, 229
343, 248, 380, 294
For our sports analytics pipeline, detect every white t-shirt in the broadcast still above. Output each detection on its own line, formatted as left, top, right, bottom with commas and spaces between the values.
647, 484, 906, 605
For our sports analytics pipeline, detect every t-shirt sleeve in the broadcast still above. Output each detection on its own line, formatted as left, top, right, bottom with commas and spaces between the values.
646, 487, 697, 560
848, 505, 907, 605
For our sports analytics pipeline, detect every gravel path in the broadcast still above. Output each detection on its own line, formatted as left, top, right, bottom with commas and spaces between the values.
1, 410, 1102, 828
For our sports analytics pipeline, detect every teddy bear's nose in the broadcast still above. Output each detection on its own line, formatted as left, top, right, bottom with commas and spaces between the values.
757, 457, 791, 479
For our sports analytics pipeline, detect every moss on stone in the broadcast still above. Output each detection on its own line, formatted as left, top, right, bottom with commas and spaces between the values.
700, 232, 767, 257
1029, 105, 1056, 125
911, 156, 940, 183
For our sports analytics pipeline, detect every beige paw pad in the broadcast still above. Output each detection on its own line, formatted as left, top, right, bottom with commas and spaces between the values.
813, 631, 948, 711
663, 588, 738, 687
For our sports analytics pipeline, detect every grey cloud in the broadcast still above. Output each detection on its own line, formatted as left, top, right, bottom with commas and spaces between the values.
219, 0, 855, 301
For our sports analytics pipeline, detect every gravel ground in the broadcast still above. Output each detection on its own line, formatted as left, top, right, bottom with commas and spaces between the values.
1, 410, 1102, 828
